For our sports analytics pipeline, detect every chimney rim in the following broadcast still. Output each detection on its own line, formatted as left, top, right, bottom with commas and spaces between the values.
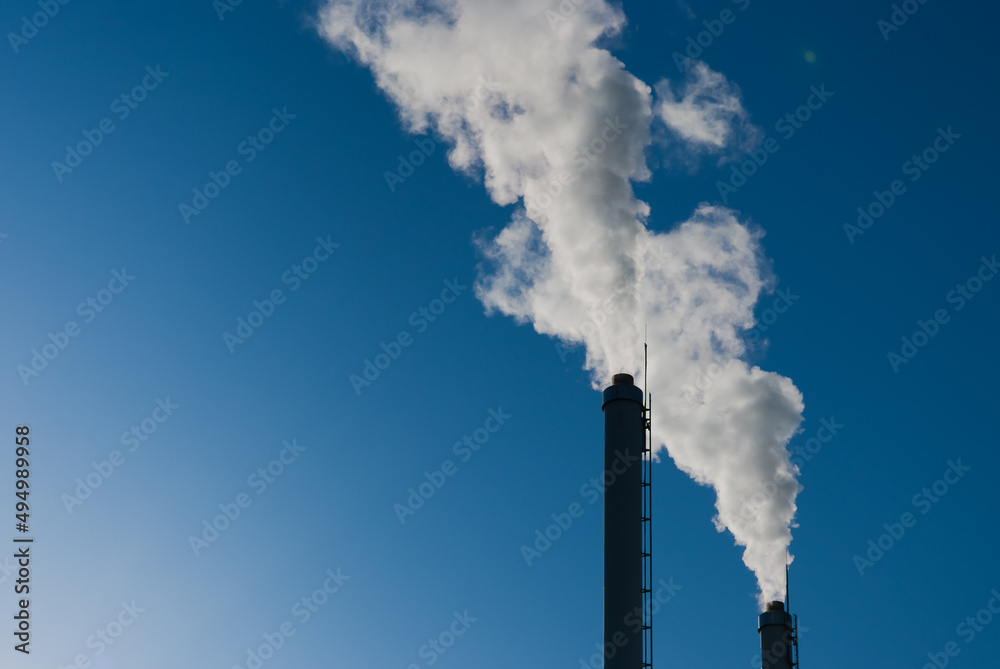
611, 373, 635, 386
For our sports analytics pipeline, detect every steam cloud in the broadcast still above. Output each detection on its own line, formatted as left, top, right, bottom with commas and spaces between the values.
318, 0, 804, 606
655, 59, 759, 154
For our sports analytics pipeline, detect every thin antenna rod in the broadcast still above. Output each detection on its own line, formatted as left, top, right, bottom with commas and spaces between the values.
785, 555, 790, 612
644, 325, 648, 397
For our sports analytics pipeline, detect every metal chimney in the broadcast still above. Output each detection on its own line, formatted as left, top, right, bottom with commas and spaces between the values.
758, 601, 795, 669
602, 373, 645, 669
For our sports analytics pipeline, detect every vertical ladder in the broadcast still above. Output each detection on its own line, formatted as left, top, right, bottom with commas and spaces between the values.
786, 561, 799, 669
641, 396, 653, 669
789, 614, 799, 669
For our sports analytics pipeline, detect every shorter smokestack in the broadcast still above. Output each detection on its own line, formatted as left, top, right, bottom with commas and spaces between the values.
758, 601, 794, 669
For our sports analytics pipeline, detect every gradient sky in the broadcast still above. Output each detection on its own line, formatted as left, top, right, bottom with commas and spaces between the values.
2, 1, 999, 668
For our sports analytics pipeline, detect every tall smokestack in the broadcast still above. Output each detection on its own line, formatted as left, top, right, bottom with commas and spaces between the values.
758, 601, 794, 669
602, 373, 645, 669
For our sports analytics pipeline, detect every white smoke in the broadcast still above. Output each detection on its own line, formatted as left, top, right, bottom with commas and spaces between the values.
317, 0, 804, 607
655, 59, 759, 154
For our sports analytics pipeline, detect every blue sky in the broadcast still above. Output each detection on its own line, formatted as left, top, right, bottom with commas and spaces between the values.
2, 0, 999, 668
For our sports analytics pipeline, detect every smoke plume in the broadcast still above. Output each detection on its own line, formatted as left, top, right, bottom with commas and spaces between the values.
317, 0, 804, 607
655, 59, 759, 156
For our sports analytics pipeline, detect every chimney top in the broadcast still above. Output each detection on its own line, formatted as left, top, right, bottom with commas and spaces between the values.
765, 601, 784, 612
612, 373, 635, 386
